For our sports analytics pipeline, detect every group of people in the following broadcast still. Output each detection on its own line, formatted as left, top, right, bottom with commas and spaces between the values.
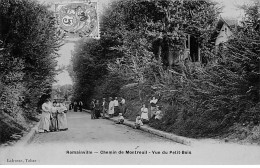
69, 101, 83, 112
111, 96, 163, 129
38, 99, 68, 133
90, 97, 126, 119
134, 96, 163, 129
37, 96, 162, 132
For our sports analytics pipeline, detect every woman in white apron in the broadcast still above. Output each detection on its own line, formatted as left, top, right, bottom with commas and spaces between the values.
108, 97, 114, 118
38, 99, 51, 133
57, 103, 68, 131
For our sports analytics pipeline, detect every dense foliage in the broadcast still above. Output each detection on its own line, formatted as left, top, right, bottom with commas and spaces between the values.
0, 0, 61, 143
70, 0, 260, 141
149, 2, 260, 138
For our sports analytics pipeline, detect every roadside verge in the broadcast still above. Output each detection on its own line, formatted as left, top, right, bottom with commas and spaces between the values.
15, 122, 40, 147
83, 109, 192, 146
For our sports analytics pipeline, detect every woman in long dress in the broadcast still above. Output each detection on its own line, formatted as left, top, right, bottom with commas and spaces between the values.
38, 99, 51, 133
120, 97, 126, 115
141, 104, 149, 124
108, 97, 114, 118
50, 101, 59, 132
57, 103, 68, 131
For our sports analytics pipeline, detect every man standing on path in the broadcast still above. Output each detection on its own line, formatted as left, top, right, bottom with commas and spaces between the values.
114, 97, 119, 116
90, 99, 96, 119
78, 101, 83, 112
94, 100, 101, 119
69, 102, 73, 110
120, 97, 126, 115
73, 101, 78, 112
102, 98, 107, 118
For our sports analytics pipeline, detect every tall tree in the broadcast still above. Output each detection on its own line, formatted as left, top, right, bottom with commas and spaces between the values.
0, 0, 61, 143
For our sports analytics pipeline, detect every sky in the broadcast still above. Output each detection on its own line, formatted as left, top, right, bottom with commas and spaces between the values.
39, 0, 111, 86
45, 0, 252, 86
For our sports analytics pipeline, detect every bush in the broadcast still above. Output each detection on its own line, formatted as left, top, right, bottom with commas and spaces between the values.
0, 0, 60, 143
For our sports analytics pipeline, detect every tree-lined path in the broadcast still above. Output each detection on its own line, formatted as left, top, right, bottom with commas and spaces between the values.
31, 110, 175, 144
1, 0, 260, 165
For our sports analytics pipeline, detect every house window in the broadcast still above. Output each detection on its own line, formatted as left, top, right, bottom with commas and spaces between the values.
184, 34, 200, 62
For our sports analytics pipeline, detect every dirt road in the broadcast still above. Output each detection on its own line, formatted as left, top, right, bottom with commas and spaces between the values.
31, 110, 176, 144
1, 110, 260, 165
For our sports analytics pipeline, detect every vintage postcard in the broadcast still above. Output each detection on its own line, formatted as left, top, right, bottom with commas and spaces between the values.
0, 0, 260, 165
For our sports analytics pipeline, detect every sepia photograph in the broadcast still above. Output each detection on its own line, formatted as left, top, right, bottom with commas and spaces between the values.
0, 0, 260, 165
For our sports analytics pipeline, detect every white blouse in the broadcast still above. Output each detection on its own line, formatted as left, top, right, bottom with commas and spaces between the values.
114, 100, 119, 106
42, 102, 51, 112
141, 107, 149, 120
51, 106, 58, 113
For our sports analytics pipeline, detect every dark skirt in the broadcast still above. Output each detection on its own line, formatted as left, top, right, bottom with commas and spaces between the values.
142, 119, 149, 124
95, 109, 101, 118
114, 106, 120, 116
79, 105, 83, 112
120, 104, 126, 114
116, 119, 124, 124
74, 105, 77, 112
50, 114, 58, 131
91, 109, 95, 119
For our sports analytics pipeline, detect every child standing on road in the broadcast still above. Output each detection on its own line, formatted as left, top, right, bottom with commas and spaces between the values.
134, 114, 143, 129
116, 113, 124, 124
